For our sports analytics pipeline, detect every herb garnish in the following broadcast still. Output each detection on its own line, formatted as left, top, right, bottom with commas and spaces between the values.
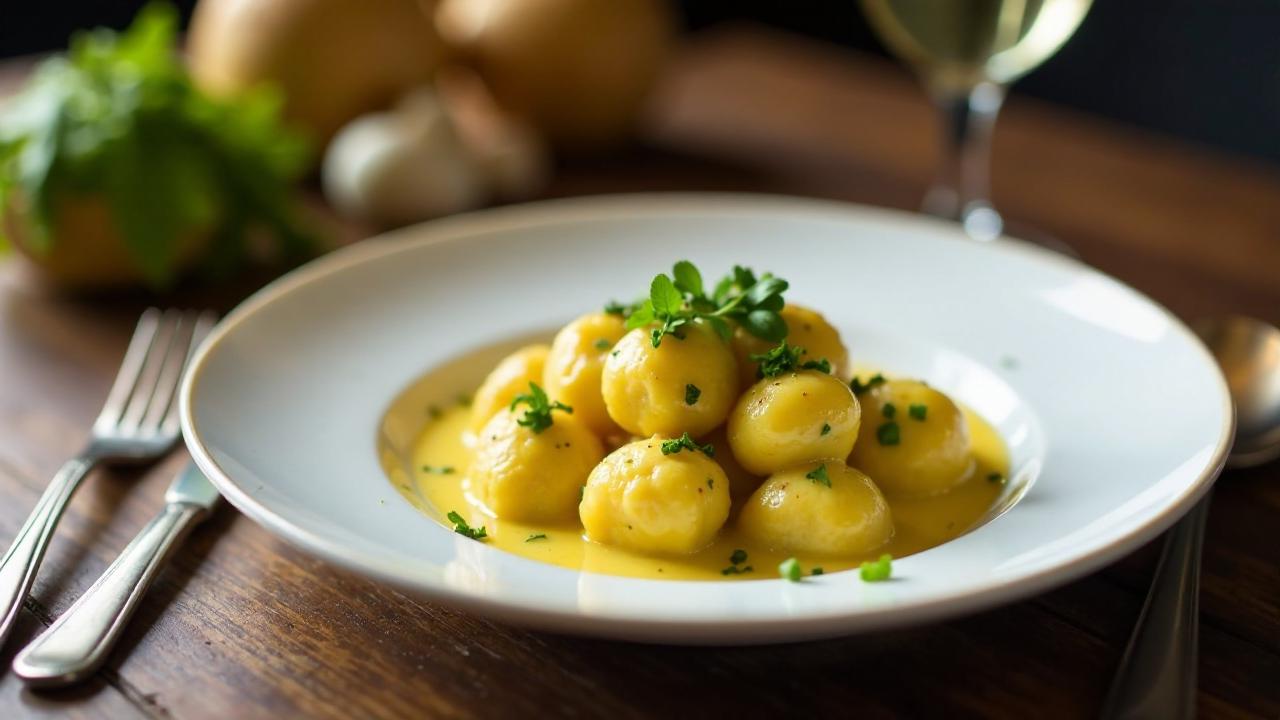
812, 567, 825, 576
779, 557, 803, 582
805, 464, 832, 487
509, 382, 572, 433
851, 374, 886, 396
730, 549, 748, 565
525, 533, 548, 542
820, 423, 831, 436
721, 548, 753, 575
421, 465, 456, 475
660, 432, 715, 458
882, 402, 897, 419
749, 340, 831, 379
685, 383, 701, 405
624, 261, 790, 347
860, 554, 893, 582
446, 511, 487, 541
876, 422, 901, 446
908, 404, 927, 421
594, 338, 613, 351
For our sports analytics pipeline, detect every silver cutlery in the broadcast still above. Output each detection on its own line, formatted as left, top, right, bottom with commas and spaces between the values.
13, 462, 221, 686
0, 308, 215, 648
1102, 315, 1280, 719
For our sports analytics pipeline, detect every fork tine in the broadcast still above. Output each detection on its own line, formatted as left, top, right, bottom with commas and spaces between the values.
159, 311, 218, 437
93, 308, 162, 434
117, 310, 182, 436
139, 311, 197, 435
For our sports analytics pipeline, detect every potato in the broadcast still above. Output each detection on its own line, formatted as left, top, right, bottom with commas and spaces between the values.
469, 344, 549, 434
601, 321, 738, 438
702, 427, 763, 508
733, 304, 850, 386
738, 461, 892, 556
471, 408, 603, 521
849, 378, 974, 497
543, 313, 627, 436
727, 371, 861, 476
580, 438, 730, 554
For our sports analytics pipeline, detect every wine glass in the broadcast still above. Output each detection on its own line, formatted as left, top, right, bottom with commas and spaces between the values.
860, 0, 1094, 241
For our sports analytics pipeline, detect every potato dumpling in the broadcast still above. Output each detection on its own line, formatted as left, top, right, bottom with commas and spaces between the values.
471, 408, 604, 521
543, 312, 627, 436
738, 461, 892, 556
601, 321, 737, 437
849, 378, 974, 497
727, 371, 861, 476
733, 304, 850, 386
580, 438, 730, 554
703, 427, 763, 508
469, 344, 549, 434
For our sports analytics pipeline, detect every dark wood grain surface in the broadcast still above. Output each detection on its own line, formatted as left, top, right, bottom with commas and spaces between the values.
1, 26, 1278, 719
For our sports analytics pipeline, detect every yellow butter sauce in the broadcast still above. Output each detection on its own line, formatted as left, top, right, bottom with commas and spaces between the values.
390, 401, 1008, 581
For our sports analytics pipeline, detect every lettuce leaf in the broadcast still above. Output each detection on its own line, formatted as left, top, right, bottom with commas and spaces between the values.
0, 3, 316, 287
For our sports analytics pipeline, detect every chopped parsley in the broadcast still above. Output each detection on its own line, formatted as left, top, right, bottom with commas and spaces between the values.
850, 373, 886, 396
820, 423, 831, 436
685, 383, 701, 405
730, 549, 748, 565
987, 472, 1006, 485
805, 464, 831, 487
801, 358, 831, 373
882, 402, 897, 419
908, 404, 928, 421
706, 477, 715, 490
604, 299, 641, 318
594, 338, 613, 351
660, 432, 715, 458
721, 548, 752, 575
525, 533, 548, 542
876, 421, 901, 446
624, 261, 790, 347
779, 557, 803, 582
509, 382, 572, 434
811, 567, 824, 576
421, 465, 456, 475
860, 554, 893, 582
446, 511, 487, 541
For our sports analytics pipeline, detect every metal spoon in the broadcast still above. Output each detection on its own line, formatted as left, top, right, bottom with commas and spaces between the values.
1102, 315, 1280, 719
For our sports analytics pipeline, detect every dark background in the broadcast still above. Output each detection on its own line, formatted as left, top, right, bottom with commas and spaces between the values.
4, 0, 1278, 166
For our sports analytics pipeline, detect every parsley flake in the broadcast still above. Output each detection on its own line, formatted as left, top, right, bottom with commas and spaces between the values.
876, 421, 901, 446
779, 557, 803, 582
730, 548, 748, 565
801, 358, 831, 374
812, 567, 825, 576
882, 402, 897, 419
908, 404, 928, 421
820, 423, 831, 436
594, 338, 613, 351
987, 472, 1006, 485
750, 340, 827, 378
509, 382, 572, 434
860, 554, 893, 582
721, 565, 754, 576
525, 533, 548, 542
660, 432, 715, 458
421, 465, 456, 475
805, 464, 832, 487
851, 374, 886, 396
685, 383, 701, 405
446, 511, 487, 541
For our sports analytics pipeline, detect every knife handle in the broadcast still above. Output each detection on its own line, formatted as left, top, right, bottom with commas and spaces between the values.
12, 501, 207, 687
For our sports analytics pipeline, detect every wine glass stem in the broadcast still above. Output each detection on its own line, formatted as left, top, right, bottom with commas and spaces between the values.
924, 81, 1007, 240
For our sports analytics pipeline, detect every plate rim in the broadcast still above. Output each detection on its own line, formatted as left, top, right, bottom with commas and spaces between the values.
179, 192, 1235, 643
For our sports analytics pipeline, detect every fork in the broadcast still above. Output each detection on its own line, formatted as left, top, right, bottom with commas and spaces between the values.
0, 308, 215, 648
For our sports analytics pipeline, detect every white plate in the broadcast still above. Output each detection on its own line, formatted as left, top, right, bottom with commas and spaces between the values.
180, 194, 1232, 645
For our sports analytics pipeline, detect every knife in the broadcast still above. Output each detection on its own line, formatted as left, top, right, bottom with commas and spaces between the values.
12, 462, 222, 687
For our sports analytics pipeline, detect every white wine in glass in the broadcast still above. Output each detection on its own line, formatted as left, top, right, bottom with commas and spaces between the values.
861, 0, 1093, 240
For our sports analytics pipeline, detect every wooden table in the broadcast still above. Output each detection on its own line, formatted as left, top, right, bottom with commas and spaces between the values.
1, 26, 1277, 718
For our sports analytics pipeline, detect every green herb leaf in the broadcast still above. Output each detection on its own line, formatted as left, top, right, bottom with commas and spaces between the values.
594, 338, 613, 351
0, 3, 317, 287
660, 432, 715, 458
801, 358, 831, 374
624, 301, 655, 330
421, 465, 456, 475
721, 565, 754, 576
876, 421, 900, 446
509, 381, 572, 434
685, 383, 701, 405
650, 273, 683, 316
525, 533, 548, 542
730, 548, 748, 565
750, 340, 806, 378
446, 510, 487, 541
860, 554, 892, 582
882, 402, 897, 419
851, 374, 887, 396
779, 557, 803, 582
672, 260, 704, 297
909, 404, 928, 421
743, 308, 788, 343
820, 423, 831, 436
805, 464, 831, 487
811, 567, 824, 576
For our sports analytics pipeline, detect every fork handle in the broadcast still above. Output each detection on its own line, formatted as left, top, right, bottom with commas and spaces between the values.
12, 500, 206, 686
0, 456, 95, 647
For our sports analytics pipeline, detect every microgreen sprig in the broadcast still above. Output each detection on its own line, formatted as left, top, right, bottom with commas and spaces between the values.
446, 511, 487, 541
509, 382, 572, 434
660, 432, 715, 458
749, 340, 832, 378
624, 261, 790, 347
